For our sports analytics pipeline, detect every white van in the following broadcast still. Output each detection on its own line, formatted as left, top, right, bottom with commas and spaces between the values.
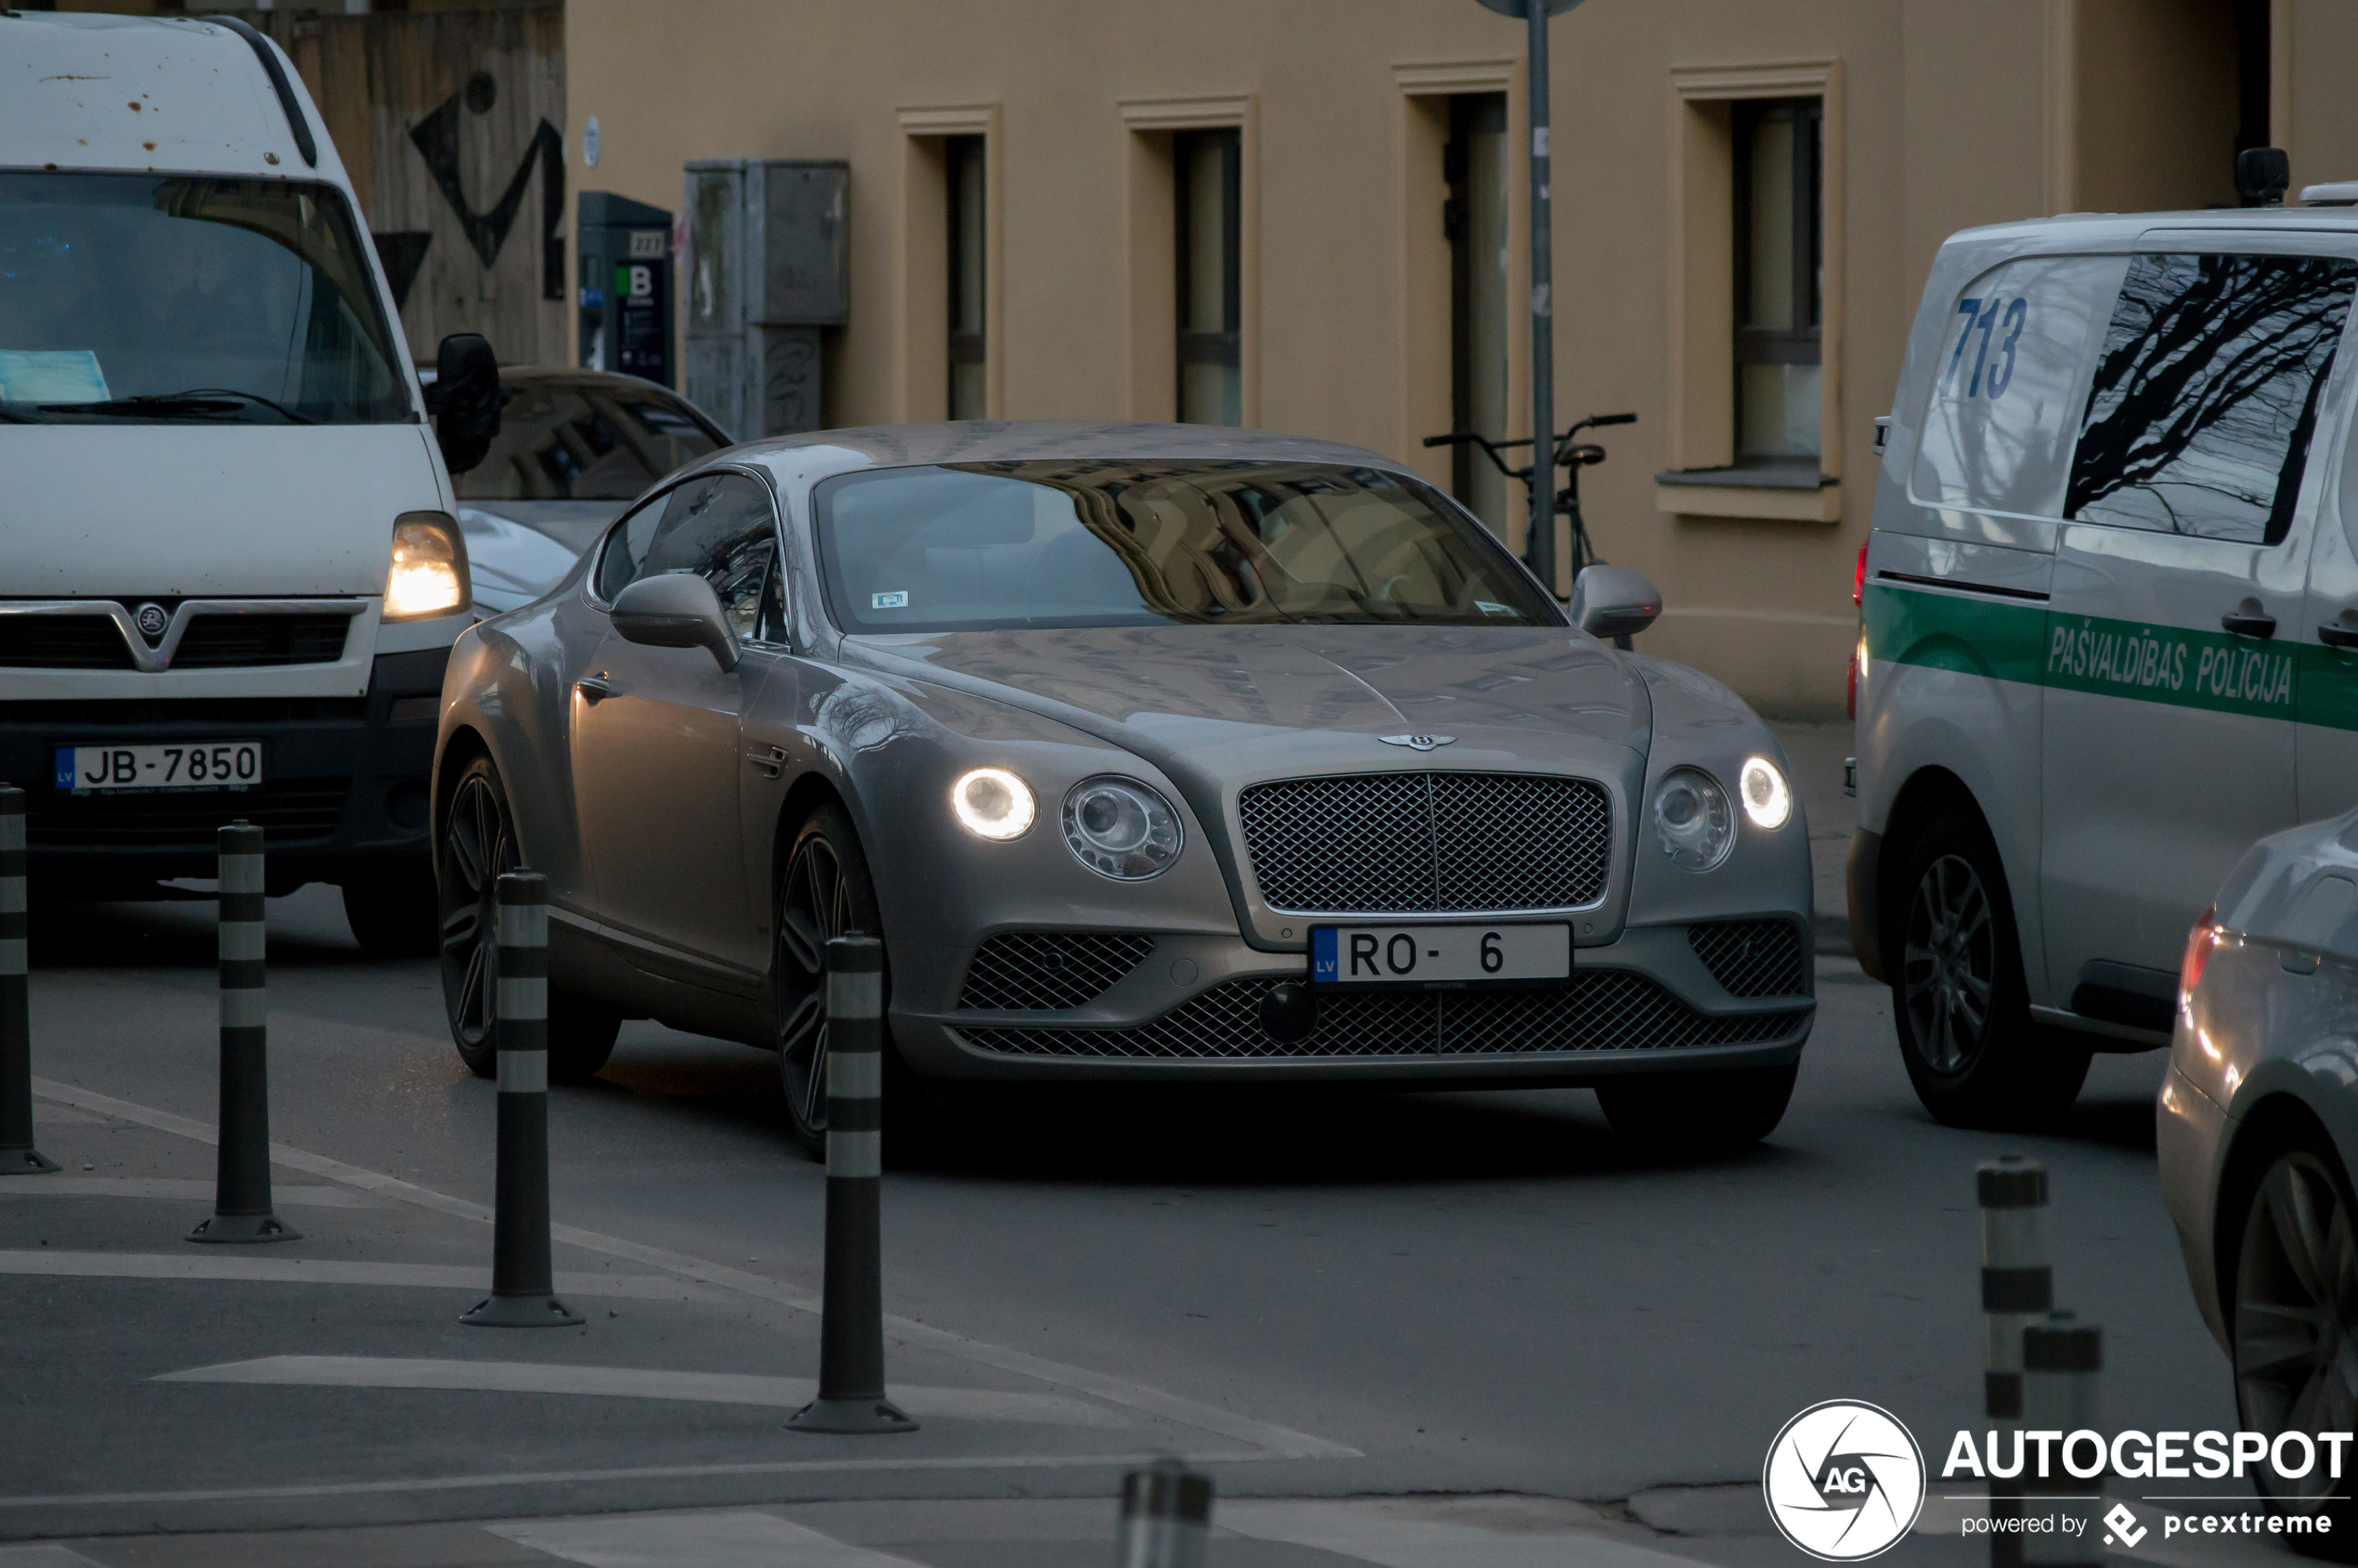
1852, 193, 2358, 1127
1, 14, 499, 952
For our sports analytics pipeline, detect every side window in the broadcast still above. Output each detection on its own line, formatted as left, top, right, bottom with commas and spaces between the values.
596, 477, 713, 602
1910, 254, 2127, 519
2065, 253, 2357, 544
631, 473, 781, 643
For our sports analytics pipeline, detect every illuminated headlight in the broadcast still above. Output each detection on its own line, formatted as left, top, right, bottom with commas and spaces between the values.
1651, 767, 1734, 872
1062, 776, 1184, 880
952, 768, 1035, 841
384, 512, 470, 620
1739, 756, 1794, 831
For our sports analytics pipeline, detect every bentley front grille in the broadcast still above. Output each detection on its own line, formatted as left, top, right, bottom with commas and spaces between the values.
956, 932, 1157, 1011
953, 971, 1806, 1060
1237, 771, 1611, 914
1687, 919, 1807, 998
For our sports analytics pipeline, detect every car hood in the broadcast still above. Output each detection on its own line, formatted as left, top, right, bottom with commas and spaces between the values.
849, 623, 1652, 776
458, 502, 621, 615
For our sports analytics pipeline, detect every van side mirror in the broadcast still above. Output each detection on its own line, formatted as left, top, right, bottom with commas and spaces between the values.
1568, 564, 1662, 641
611, 573, 741, 672
430, 332, 500, 476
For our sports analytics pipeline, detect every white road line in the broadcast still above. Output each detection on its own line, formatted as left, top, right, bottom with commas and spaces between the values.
1219, 1500, 1716, 1568
488, 1510, 926, 1567
32, 1078, 1359, 1462
0, 1251, 706, 1301
0, 1451, 1261, 1510
0, 1547, 109, 1568
0, 1178, 378, 1208
158, 1356, 1127, 1428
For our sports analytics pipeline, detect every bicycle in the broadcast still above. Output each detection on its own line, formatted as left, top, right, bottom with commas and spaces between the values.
1422, 411, 1637, 583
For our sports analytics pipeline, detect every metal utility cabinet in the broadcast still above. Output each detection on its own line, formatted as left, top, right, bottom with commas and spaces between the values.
683, 160, 849, 439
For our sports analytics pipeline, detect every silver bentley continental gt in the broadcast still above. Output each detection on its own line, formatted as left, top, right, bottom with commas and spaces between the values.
431, 422, 1816, 1155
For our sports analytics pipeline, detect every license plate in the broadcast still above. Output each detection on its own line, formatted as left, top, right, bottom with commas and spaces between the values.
1310, 922, 1571, 989
55, 741, 264, 795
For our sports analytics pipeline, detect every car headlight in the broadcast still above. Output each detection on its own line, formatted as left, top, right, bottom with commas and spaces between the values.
952, 767, 1035, 840
1652, 767, 1734, 872
1062, 775, 1184, 880
384, 512, 471, 620
1739, 756, 1793, 831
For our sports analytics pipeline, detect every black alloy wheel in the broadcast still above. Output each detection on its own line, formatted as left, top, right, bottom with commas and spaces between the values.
439, 757, 518, 1077
435, 755, 620, 1082
1890, 810, 2087, 1129
774, 803, 885, 1158
2234, 1137, 2358, 1549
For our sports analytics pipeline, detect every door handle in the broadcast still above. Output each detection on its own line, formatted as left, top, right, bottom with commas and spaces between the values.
576, 674, 613, 703
2222, 610, 2277, 639
2321, 624, 2358, 650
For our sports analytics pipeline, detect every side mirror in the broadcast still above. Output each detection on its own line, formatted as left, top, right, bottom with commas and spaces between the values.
1568, 564, 1662, 641
611, 573, 741, 672
430, 332, 500, 476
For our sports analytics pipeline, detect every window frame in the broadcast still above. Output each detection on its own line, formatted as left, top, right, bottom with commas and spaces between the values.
1730, 96, 1824, 464
1173, 126, 1243, 422
586, 464, 795, 649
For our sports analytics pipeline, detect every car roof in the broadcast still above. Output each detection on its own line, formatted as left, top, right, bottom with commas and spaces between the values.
726, 420, 1414, 484
1941, 204, 2358, 252
0, 12, 336, 185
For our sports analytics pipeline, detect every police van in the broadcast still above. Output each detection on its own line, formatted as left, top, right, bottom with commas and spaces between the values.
1852, 171, 2358, 1127
2, 14, 499, 951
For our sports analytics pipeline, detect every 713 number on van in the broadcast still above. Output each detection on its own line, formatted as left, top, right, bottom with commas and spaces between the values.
1944, 296, 2029, 399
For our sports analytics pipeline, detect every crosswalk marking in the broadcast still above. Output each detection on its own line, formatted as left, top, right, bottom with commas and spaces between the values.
487, 1510, 929, 1566
0, 1178, 377, 1207
1219, 1499, 1717, 1568
0, 1250, 703, 1299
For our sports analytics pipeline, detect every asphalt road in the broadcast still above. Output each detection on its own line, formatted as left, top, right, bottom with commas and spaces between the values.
0, 728, 2283, 1567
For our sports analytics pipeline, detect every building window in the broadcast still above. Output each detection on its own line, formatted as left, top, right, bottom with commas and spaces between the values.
1446, 93, 1510, 534
945, 135, 987, 421
1175, 127, 1241, 425
1733, 97, 1822, 464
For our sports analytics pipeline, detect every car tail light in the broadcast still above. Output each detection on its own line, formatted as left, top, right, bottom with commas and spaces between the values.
2179, 905, 2222, 1008
1853, 542, 1868, 608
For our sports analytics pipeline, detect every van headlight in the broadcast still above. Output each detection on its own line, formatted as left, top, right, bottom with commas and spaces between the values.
1739, 757, 1793, 830
1062, 776, 1184, 880
1651, 767, 1734, 872
384, 512, 471, 620
952, 768, 1035, 840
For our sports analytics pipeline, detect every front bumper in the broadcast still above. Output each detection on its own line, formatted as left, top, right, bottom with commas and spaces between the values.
888, 918, 1814, 1082
1, 648, 448, 893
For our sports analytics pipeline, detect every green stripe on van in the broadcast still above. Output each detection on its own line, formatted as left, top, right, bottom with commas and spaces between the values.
1864, 581, 2320, 723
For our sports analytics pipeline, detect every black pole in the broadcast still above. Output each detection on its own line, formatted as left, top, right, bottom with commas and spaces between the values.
1117, 1459, 1214, 1568
787, 934, 915, 1433
0, 786, 57, 1177
1526, 0, 1556, 598
462, 869, 579, 1326
189, 822, 294, 1241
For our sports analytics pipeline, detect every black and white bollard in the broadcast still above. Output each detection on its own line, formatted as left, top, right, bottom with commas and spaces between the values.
1978, 1155, 2050, 1566
0, 786, 57, 1177
463, 870, 578, 1326
1116, 1459, 1213, 1568
786, 934, 916, 1433
189, 823, 295, 1241
2022, 1313, 2104, 1567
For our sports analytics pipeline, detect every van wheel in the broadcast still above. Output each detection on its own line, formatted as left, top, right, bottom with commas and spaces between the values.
2231, 1129, 2358, 1555
1891, 810, 2088, 1129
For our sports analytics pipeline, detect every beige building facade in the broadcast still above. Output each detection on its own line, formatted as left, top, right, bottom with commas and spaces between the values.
439, 4, 2358, 710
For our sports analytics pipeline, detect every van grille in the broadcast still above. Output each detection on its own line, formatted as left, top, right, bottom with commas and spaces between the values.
174, 615, 354, 668
0, 616, 135, 670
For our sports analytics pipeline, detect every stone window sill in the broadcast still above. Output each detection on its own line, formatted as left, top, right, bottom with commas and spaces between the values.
1653, 467, 1841, 523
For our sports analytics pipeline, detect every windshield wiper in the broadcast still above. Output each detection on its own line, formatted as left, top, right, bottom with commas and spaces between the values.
37, 389, 313, 424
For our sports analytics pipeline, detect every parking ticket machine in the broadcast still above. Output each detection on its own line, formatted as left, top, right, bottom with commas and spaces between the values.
577, 191, 674, 388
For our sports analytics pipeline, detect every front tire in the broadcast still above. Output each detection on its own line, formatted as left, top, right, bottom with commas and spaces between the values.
2232, 1130, 2358, 1555
773, 803, 887, 1159
1890, 810, 2088, 1129
436, 755, 620, 1083
1596, 1062, 1797, 1154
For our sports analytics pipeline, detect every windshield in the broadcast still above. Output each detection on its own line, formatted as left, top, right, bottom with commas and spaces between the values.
815, 460, 1560, 634
0, 171, 409, 424
457, 375, 728, 501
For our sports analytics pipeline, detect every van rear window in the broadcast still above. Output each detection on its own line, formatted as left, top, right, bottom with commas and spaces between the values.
2066, 253, 2357, 545
0, 172, 409, 425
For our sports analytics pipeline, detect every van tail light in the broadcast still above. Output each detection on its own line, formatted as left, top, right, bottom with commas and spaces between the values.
2179, 905, 2222, 1009
1853, 542, 1868, 607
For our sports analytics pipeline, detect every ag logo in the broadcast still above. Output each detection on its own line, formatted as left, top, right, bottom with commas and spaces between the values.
1762, 1400, 1925, 1561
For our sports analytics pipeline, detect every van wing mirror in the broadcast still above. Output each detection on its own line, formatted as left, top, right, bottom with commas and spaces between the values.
431, 332, 500, 477
610, 573, 742, 672
1568, 564, 1662, 641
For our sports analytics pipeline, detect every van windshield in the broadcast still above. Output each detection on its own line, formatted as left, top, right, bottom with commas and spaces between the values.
0, 171, 410, 425
814, 460, 1561, 634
